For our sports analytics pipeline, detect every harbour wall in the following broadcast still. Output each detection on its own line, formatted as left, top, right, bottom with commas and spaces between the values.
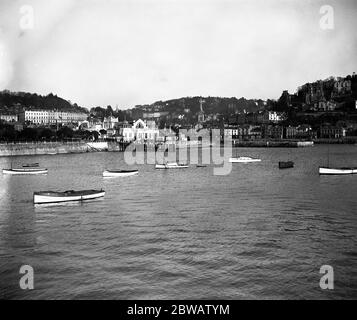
0, 141, 111, 157
233, 140, 314, 148
6, 138, 354, 156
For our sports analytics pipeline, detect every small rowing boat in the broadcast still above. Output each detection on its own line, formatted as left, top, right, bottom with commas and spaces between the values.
3, 168, 48, 175
319, 167, 357, 175
22, 163, 40, 168
279, 161, 294, 169
229, 156, 261, 163
103, 169, 139, 177
196, 164, 207, 168
34, 189, 105, 204
155, 162, 189, 169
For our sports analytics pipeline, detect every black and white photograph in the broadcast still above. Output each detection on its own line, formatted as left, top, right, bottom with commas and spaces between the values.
0, 0, 357, 304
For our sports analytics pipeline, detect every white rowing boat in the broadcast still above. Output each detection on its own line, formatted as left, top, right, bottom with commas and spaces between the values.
155, 162, 189, 169
103, 169, 139, 177
229, 157, 261, 163
319, 167, 357, 175
34, 189, 105, 204
3, 168, 48, 175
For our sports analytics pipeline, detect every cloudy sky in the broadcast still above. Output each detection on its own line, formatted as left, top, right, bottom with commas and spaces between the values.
0, 0, 356, 109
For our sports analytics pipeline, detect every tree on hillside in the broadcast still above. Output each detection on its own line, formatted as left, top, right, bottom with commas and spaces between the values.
39, 128, 55, 140
106, 105, 114, 117
57, 126, 74, 139
19, 128, 39, 141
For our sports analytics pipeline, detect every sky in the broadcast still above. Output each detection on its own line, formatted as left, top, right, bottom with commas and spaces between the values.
0, 0, 356, 109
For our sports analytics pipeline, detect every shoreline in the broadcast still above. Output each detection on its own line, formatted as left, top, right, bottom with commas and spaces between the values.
1, 139, 356, 157
0, 141, 110, 157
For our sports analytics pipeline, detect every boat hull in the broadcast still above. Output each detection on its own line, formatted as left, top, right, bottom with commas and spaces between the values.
229, 158, 261, 163
34, 190, 105, 204
3, 168, 48, 175
319, 167, 357, 175
103, 170, 138, 177
155, 163, 188, 169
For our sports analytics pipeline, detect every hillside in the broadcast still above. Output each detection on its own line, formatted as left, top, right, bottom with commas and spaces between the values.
130, 96, 265, 119
0, 90, 88, 114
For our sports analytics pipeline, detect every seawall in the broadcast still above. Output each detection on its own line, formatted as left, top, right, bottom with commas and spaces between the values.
233, 140, 314, 148
0, 141, 110, 157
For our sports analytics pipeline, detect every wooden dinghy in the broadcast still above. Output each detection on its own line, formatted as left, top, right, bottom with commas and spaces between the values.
229, 156, 261, 163
22, 163, 40, 168
155, 162, 189, 169
3, 168, 48, 175
34, 189, 105, 204
319, 167, 357, 175
103, 169, 139, 177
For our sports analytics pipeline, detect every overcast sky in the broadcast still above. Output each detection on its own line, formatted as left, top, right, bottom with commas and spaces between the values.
0, 0, 356, 109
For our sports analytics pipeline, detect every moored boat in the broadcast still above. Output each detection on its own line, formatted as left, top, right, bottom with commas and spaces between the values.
155, 162, 189, 169
3, 168, 48, 175
196, 164, 207, 168
279, 161, 294, 169
229, 156, 261, 163
34, 189, 105, 204
103, 169, 138, 177
22, 163, 40, 168
319, 167, 357, 175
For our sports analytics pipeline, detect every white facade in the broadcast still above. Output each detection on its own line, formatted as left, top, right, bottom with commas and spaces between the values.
268, 111, 286, 123
20, 110, 87, 125
0, 114, 18, 122
121, 119, 160, 142
103, 116, 119, 130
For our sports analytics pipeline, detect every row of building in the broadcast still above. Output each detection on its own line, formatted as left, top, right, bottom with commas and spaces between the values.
223, 124, 350, 140
0, 109, 88, 126
1, 105, 355, 142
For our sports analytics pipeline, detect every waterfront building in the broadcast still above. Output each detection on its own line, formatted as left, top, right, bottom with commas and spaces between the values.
319, 125, 346, 139
19, 109, 88, 126
285, 125, 314, 139
102, 116, 119, 130
263, 125, 284, 139
79, 116, 117, 132
118, 119, 160, 142
224, 125, 262, 140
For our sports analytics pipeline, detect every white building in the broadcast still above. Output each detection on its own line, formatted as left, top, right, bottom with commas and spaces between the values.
19, 109, 88, 125
120, 119, 160, 142
267, 111, 286, 123
103, 116, 119, 130
0, 114, 18, 122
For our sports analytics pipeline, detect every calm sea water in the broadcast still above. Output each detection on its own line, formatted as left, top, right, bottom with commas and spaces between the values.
0, 145, 356, 300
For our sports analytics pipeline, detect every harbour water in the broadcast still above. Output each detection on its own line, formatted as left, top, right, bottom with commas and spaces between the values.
0, 145, 356, 299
